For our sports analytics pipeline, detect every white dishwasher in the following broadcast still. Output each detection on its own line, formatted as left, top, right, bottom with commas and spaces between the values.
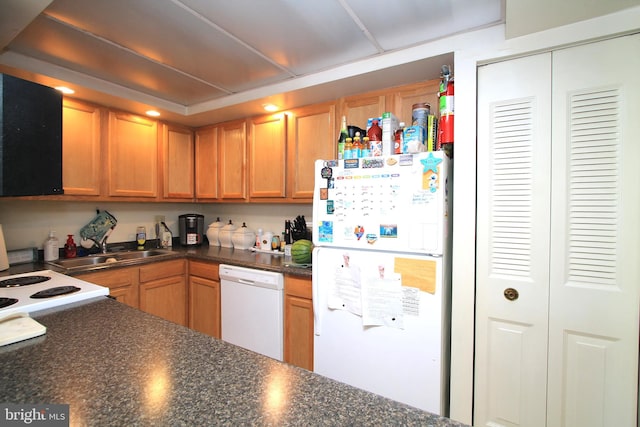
219, 264, 284, 361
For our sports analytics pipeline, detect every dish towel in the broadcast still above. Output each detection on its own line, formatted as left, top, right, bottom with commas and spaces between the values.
79, 210, 117, 244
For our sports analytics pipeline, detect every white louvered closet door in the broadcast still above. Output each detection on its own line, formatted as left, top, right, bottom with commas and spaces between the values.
475, 34, 640, 427
475, 53, 552, 427
547, 34, 640, 427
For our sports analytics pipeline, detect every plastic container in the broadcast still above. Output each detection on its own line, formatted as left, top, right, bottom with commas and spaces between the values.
412, 102, 430, 132
44, 231, 59, 262
64, 234, 77, 258
256, 228, 263, 249
394, 122, 405, 154
367, 119, 382, 142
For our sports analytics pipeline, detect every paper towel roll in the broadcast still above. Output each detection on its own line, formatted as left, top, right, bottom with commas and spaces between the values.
0, 224, 9, 271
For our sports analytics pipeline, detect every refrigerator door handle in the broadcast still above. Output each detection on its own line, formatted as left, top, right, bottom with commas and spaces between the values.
312, 247, 322, 335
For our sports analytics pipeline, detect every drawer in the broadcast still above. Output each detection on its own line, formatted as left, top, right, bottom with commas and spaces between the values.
76, 266, 138, 288
189, 260, 219, 280
139, 259, 185, 283
285, 275, 312, 299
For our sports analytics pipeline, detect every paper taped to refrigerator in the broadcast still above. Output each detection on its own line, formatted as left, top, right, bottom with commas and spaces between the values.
394, 258, 437, 294
402, 287, 421, 316
361, 274, 404, 329
329, 265, 362, 316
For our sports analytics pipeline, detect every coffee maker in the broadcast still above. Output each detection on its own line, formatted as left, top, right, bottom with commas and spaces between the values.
179, 214, 204, 246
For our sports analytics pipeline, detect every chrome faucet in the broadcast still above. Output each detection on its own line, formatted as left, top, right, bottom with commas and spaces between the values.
101, 235, 109, 254
99, 226, 114, 254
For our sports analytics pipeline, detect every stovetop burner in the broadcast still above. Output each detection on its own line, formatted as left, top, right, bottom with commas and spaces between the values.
0, 276, 52, 288
30, 286, 81, 299
0, 297, 19, 309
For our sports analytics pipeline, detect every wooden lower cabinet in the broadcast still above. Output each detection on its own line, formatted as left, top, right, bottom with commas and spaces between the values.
284, 275, 314, 370
188, 260, 221, 338
78, 260, 309, 361
76, 259, 186, 326
76, 266, 139, 308
139, 259, 187, 326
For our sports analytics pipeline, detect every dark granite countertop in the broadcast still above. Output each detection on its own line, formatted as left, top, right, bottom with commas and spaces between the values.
0, 298, 469, 426
1, 244, 312, 278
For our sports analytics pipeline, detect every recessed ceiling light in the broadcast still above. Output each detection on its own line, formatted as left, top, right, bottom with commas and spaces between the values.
146, 110, 160, 117
55, 86, 74, 94
263, 103, 279, 112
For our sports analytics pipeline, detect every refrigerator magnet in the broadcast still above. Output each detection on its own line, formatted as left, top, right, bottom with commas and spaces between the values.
319, 188, 328, 200
327, 200, 334, 214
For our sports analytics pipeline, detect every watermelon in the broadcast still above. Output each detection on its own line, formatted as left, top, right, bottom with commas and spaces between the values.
291, 239, 313, 264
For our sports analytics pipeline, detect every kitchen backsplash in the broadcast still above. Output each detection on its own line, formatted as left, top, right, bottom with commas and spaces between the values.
0, 200, 311, 251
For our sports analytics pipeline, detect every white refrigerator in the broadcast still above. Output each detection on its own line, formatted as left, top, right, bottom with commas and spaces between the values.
311, 152, 452, 415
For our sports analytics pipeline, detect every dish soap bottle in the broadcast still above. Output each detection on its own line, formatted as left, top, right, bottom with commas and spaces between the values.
64, 234, 77, 258
44, 231, 59, 262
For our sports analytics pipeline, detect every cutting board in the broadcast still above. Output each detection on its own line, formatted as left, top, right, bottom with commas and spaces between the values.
0, 314, 46, 346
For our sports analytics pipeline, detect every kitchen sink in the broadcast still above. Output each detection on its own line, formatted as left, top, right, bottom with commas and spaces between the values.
46, 249, 176, 271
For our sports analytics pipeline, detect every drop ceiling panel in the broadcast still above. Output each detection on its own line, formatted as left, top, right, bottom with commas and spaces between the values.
11, 16, 226, 104
181, 0, 379, 75
41, 0, 291, 93
345, 0, 503, 49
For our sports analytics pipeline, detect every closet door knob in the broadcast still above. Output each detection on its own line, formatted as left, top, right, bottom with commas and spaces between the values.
504, 288, 519, 301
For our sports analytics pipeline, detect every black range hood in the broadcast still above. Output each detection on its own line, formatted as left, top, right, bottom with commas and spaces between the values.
0, 74, 63, 196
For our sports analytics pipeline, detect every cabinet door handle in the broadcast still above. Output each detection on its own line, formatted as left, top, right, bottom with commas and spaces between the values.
504, 288, 519, 301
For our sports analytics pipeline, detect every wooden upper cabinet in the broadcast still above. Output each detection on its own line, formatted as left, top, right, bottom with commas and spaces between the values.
162, 123, 194, 200
248, 113, 287, 199
339, 92, 386, 130
195, 125, 219, 200
62, 99, 103, 196
218, 119, 247, 200
287, 103, 336, 200
107, 111, 158, 198
388, 79, 440, 125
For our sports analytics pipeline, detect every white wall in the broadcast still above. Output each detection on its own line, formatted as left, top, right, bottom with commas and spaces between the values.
0, 200, 311, 250
506, 0, 640, 38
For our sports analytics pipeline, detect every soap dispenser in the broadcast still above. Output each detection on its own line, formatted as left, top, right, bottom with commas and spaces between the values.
44, 231, 59, 262
64, 234, 77, 258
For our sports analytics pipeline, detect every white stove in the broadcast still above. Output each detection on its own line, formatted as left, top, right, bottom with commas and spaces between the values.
0, 270, 109, 317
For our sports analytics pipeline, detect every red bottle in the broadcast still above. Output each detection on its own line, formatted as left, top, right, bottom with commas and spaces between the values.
367, 119, 382, 142
64, 234, 77, 258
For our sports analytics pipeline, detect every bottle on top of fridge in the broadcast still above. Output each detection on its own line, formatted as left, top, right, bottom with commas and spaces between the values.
367, 118, 382, 142
337, 116, 348, 160
352, 133, 362, 158
394, 122, 405, 154
361, 137, 371, 157
343, 138, 353, 159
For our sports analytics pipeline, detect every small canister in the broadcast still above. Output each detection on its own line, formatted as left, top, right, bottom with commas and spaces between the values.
412, 103, 430, 134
